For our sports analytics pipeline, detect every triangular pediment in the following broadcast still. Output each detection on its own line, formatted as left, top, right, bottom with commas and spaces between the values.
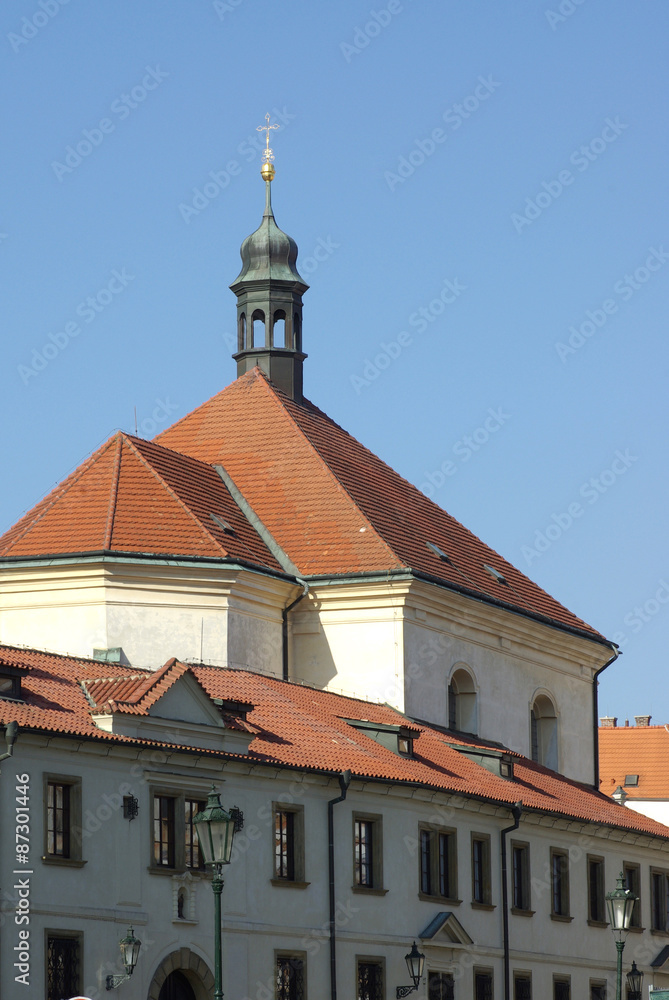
419, 912, 473, 946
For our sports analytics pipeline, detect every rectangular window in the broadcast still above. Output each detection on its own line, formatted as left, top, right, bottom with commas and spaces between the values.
512, 841, 530, 912
428, 971, 454, 1000
587, 856, 605, 923
276, 954, 305, 1000
154, 795, 175, 867
276, 809, 295, 880
624, 863, 641, 928
651, 868, 669, 931
355, 820, 374, 886
43, 774, 82, 863
590, 982, 606, 1000
357, 959, 384, 1000
184, 798, 205, 870
419, 825, 457, 900
554, 978, 570, 1000
550, 849, 570, 918
46, 933, 82, 1000
472, 834, 492, 905
47, 782, 70, 858
353, 814, 383, 890
474, 969, 494, 1000
514, 973, 531, 1000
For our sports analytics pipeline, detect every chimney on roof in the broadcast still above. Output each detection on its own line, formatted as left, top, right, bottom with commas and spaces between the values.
634, 715, 652, 727
600, 716, 617, 728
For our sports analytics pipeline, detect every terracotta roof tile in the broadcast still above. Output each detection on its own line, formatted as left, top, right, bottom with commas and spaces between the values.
0, 644, 663, 840
599, 725, 669, 799
0, 432, 283, 573
155, 369, 605, 641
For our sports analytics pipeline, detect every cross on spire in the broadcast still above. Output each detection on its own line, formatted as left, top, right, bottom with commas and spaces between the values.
256, 113, 279, 164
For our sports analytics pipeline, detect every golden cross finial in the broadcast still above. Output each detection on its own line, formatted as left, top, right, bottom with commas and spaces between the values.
257, 113, 279, 164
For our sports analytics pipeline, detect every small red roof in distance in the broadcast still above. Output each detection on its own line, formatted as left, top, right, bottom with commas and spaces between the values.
0, 432, 283, 572
0, 643, 664, 839
155, 369, 604, 641
599, 725, 669, 799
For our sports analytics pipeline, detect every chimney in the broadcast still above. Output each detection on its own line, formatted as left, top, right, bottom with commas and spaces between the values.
600, 717, 617, 728
634, 715, 652, 728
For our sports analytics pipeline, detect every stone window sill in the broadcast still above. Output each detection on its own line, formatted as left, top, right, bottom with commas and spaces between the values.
351, 886, 389, 896
510, 907, 535, 917
271, 879, 311, 889
41, 856, 87, 868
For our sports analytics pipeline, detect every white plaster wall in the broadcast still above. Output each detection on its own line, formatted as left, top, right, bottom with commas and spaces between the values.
403, 611, 598, 784
4, 737, 669, 1000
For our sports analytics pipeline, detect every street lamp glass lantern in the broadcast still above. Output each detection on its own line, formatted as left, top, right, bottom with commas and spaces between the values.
193, 786, 236, 867
626, 961, 643, 995
405, 942, 425, 988
606, 871, 637, 933
119, 926, 141, 976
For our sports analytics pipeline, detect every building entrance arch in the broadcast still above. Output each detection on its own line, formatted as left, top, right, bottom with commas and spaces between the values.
147, 949, 214, 1000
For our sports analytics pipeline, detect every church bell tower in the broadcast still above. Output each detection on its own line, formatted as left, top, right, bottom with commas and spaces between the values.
230, 114, 309, 403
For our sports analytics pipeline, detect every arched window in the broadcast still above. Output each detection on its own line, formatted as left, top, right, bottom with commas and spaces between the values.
252, 309, 265, 347
530, 693, 558, 770
238, 312, 246, 351
273, 310, 286, 348
448, 666, 477, 734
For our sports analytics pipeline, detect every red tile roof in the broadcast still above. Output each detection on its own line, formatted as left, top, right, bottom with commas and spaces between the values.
156, 369, 606, 641
0, 432, 283, 572
599, 724, 669, 799
0, 367, 607, 643
0, 644, 663, 839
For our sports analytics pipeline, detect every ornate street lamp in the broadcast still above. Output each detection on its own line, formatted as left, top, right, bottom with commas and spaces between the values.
194, 786, 238, 1000
606, 872, 638, 1000
396, 941, 425, 998
626, 960, 643, 1000
105, 926, 141, 990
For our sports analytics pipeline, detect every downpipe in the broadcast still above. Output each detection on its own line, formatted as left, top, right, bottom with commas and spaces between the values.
328, 770, 352, 1000
501, 802, 523, 1000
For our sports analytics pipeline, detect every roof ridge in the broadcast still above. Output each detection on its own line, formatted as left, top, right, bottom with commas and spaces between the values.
122, 436, 231, 558
104, 434, 123, 549
0, 434, 121, 556
0, 641, 149, 669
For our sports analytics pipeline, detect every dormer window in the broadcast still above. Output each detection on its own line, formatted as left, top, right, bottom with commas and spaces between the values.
343, 719, 418, 758
0, 665, 26, 701
398, 735, 413, 757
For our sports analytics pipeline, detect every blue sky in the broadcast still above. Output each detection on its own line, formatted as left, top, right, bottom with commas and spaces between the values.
2, 1, 668, 723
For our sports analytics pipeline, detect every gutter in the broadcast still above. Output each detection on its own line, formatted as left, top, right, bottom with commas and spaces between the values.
592, 645, 619, 789
500, 802, 523, 1000
283, 582, 309, 681
328, 769, 351, 1000
0, 722, 18, 768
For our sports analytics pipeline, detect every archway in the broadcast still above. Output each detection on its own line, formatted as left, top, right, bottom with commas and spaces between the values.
159, 971, 197, 1000
147, 948, 214, 1000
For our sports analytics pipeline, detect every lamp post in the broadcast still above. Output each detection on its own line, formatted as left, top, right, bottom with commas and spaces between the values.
105, 926, 141, 990
626, 960, 643, 1000
396, 941, 425, 999
193, 786, 237, 1000
605, 872, 637, 1000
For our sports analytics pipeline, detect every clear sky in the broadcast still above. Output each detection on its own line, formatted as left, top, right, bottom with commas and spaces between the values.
2, 1, 668, 723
